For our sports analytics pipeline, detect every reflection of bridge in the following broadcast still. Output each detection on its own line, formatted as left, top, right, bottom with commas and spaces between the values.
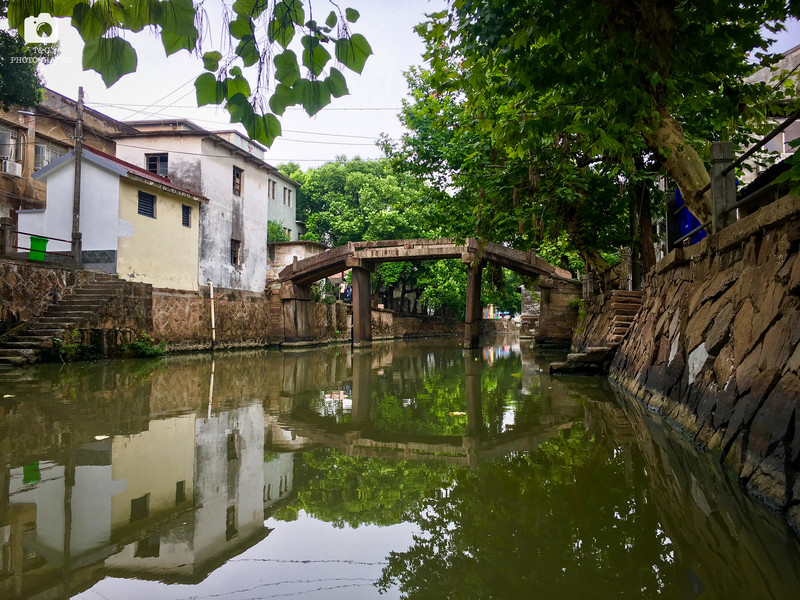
266, 347, 586, 467
276, 238, 577, 347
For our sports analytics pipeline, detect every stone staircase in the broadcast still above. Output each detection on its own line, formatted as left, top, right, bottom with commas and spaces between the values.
0, 274, 129, 367
606, 290, 644, 346
550, 289, 644, 375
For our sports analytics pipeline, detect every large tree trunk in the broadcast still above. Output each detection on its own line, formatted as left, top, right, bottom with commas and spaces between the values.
638, 184, 656, 276
641, 106, 712, 224
563, 204, 619, 290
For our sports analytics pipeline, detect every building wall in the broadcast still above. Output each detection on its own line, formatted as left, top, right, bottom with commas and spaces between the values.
17, 158, 121, 270
267, 174, 299, 241
116, 179, 201, 290
196, 137, 269, 292
110, 414, 196, 534
114, 136, 204, 197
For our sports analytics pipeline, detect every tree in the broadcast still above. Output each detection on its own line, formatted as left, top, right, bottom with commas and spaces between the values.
0, 0, 57, 109
420, 0, 798, 225
6, 0, 372, 146
268, 219, 290, 241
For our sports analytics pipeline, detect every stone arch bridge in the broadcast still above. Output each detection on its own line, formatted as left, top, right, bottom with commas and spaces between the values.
276, 238, 579, 347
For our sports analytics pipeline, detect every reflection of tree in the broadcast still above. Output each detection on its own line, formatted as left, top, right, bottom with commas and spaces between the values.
273, 449, 456, 528
378, 423, 680, 599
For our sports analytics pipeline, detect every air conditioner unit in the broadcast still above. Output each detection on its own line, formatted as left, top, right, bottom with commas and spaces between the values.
1, 160, 22, 177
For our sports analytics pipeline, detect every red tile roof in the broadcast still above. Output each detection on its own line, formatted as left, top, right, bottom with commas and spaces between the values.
84, 145, 206, 200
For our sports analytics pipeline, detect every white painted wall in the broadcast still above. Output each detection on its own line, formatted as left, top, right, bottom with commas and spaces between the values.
18, 158, 120, 254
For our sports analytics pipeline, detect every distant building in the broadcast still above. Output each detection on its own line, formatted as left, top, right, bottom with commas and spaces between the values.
113, 120, 300, 293
0, 88, 137, 222
21, 146, 206, 290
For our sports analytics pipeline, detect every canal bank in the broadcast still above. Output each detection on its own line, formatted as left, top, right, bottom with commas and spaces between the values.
576, 195, 800, 533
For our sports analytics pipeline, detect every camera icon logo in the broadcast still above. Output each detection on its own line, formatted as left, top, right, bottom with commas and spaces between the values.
23, 13, 59, 44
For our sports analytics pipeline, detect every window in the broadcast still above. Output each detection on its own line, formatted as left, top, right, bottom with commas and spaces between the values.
130, 493, 150, 522
146, 153, 168, 177
232, 166, 243, 196
230, 239, 241, 266
135, 533, 160, 558
138, 191, 156, 218
34, 140, 66, 170
283, 187, 292, 207
283, 227, 292, 239
175, 480, 186, 505
268, 179, 276, 200
182, 204, 192, 228
0, 126, 22, 162
226, 505, 238, 540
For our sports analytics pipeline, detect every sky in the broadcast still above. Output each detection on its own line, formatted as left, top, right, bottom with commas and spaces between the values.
8, 2, 800, 171
32, 0, 448, 170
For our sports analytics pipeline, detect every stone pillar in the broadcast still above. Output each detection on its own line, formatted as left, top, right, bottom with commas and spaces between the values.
351, 265, 372, 346
1, 217, 13, 256
464, 262, 483, 349
711, 141, 736, 233
465, 349, 483, 469
534, 276, 581, 348
280, 281, 315, 344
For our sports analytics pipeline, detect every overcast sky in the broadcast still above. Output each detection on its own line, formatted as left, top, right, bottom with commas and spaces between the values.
22, 2, 800, 170
34, 0, 447, 169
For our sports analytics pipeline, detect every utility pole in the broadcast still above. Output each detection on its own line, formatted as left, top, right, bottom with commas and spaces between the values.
71, 87, 84, 267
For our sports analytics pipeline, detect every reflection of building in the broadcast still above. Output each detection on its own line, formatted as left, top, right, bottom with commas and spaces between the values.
105, 404, 271, 582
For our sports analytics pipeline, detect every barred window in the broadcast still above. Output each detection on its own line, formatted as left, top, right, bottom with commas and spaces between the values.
182, 204, 191, 227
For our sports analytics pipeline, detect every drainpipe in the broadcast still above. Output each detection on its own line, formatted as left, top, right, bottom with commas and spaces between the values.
207, 278, 216, 351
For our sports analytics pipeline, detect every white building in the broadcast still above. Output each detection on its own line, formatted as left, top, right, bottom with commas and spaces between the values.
112, 120, 300, 293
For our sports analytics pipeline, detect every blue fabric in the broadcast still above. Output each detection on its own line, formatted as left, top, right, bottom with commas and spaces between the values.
675, 189, 707, 244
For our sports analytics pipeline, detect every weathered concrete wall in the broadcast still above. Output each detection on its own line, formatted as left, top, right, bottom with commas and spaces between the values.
535, 276, 581, 347
609, 195, 800, 532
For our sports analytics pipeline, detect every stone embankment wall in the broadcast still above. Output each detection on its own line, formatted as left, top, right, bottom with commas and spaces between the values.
608, 195, 800, 531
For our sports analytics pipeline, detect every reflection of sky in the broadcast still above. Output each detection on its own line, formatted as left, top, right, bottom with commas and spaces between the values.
77, 512, 418, 600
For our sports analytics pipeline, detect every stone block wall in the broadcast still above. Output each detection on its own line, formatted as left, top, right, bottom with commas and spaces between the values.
535, 276, 581, 347
609, 195, 800, 532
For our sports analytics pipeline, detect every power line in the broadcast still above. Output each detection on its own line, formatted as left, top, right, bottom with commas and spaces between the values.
90, 102, 403, 111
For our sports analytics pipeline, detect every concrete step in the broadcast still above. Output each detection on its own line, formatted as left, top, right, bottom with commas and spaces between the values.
46, 305, 104, 315
0, 341, 42, 350
27, 328, 64, 336
40, 310, 94, 319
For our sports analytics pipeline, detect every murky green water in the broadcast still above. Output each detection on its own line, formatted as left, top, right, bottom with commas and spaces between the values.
1, 337, 799, 599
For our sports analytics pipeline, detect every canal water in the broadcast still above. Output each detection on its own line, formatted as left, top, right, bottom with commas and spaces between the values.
1, 337, 799, 599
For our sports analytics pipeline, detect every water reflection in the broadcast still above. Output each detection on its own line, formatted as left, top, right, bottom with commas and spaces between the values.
0, 338, 797, 599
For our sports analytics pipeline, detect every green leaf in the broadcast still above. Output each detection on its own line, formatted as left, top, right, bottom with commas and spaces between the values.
269, 83, 295, 115
301, 80, 332, 116
301, 35, 332, 77
202, 51, 223, 72
229, 16, 253, 39
249, 113, 282, 147
274, 49, 301, 86
194, 72, 226, 106
235, 35, 260, 67
226, 93, 253, 123
71, 2, 111, 39
345, 8, 360, 23
162, 30, 198, 56
275, 0, 305, 26
82, 37, 138, 87
226, 74, 251, 99
268, 18, 296, 48
335, 34, 372, 74
325, 67, 349, 98
158, 0, 197, 37
233, 0, 266, 18
326, 11, 337, 28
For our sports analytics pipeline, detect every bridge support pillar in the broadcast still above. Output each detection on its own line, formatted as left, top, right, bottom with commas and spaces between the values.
351, 265, 373, 346
280, 282, 315, 344
464, 262, 484, 349
351, 349, 373, 427
534, 276, 581, 347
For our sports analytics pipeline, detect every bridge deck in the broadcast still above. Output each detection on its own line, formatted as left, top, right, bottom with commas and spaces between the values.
277, 238, 574, 285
